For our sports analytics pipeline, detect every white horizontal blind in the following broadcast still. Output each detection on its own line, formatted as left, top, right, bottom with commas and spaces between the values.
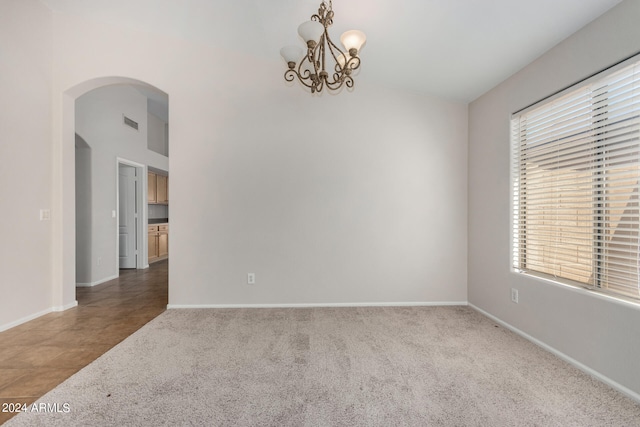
512, 58, 640, 300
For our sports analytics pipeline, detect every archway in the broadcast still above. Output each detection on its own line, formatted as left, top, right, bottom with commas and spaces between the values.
53, 76, 169, 309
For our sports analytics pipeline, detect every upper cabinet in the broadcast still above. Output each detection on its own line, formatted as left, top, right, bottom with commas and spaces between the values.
148, 171, 168, 205
157, 175, 168, 204
148, 172, 157, 203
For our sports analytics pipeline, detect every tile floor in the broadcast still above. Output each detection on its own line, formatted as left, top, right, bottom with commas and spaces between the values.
0, 260, 167, 425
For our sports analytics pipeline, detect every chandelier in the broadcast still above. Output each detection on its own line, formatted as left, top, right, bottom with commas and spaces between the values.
280, 1, 366, 94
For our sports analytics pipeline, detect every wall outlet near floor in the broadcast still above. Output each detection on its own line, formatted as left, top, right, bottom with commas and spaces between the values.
97, 257, 102, 266
511, 288, 519, 303
247, 273, 255, 285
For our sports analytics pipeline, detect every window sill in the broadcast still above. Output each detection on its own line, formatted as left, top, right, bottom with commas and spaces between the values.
513, 269, 640, 311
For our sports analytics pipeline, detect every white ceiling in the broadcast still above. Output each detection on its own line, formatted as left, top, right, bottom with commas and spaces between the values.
39, 0, 623, 102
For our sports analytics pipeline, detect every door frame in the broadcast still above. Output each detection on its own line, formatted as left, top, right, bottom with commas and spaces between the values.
116, 157, 147, 271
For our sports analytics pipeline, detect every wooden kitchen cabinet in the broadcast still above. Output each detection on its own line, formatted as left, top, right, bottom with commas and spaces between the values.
148, 172, 157, 203
158, 226, 168, 258
156, 175, 168, 204
148, 172, 168, 204
148, 224, 168, 263
148, 226, 159, 262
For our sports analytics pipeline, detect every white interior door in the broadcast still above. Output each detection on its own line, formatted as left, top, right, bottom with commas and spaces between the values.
119, 164, 137, 269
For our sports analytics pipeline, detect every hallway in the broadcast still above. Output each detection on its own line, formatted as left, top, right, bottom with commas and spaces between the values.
0, 260, 167, 424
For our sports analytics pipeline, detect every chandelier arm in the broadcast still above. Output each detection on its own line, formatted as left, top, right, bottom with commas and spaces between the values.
298, 49, 316, 81
295, 68, 316, 91
324, 82, 343, 91
298, 77, 315, 91
325, 37, 347, 75
292, 58, 317, 90
319, 34, 327, 79
325, 75, 348, 91
344, 76, 354, 88
327, 76, 352, 90
299, 75, 316, 90
297, 59, 311, 79
325, 36, 346, 61
327, 75, 343, 88
303, 39, 322, 77
284, 69, 297, 83
345, 56, 361, 71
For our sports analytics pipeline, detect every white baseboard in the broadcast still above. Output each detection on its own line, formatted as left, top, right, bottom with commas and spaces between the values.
0, 307, 53, 332
167, 301, 469, 309
76, 274, 119, 287
53, 300, 78, 312
469, 303, 640, 404
1, 300, 80, 332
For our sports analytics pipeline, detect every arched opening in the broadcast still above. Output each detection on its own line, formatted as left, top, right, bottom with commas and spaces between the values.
53, 76, 169, 308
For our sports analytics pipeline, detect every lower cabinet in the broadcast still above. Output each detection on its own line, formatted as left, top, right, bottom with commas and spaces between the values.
158, 225, 168, 258
148, 224, 168, 263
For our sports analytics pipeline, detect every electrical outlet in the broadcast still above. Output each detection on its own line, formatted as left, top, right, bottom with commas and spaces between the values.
97, 257, 102, 266
247, 273, 255, 285
39, 209, 51, 221
511, 288, 519, 303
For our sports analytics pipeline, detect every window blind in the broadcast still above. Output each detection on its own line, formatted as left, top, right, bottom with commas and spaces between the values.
511, 58, 640, 301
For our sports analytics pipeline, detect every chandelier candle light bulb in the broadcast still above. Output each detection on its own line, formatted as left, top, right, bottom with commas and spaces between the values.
281, 0, 366, 93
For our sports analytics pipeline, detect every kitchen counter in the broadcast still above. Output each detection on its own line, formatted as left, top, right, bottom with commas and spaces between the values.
148, 218, 169, 225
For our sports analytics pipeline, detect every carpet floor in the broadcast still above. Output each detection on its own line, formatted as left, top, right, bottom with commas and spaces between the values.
4, 306, 640, 426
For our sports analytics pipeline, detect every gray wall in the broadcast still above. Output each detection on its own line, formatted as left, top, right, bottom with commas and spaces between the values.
75, 135, 92, 284
468, 0, 640, 397
0, 0, 54, 329
169, 84, 469, 306
148, 111, 168, 157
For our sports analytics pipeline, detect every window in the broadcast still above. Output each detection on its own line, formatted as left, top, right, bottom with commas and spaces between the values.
511, 57, 640, 301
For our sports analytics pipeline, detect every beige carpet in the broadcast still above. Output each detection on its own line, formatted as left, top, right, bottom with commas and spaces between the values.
5, 306, 640, 426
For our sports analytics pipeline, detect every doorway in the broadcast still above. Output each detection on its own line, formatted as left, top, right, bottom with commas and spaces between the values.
117, 159, 146, 270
